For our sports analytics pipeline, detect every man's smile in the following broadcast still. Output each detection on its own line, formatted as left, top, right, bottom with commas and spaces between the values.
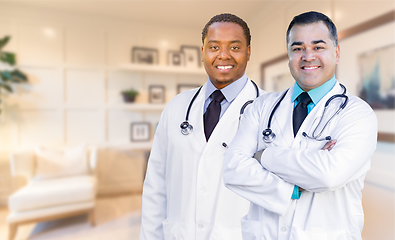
216, 65, 234, 70
301, 66, 320, 70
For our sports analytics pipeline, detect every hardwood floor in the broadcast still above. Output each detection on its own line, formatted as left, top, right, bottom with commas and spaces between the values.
0, 184, 393, 240
0, 194, 142, 240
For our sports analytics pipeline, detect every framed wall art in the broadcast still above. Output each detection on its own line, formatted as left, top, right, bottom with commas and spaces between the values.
149, 85, 165, 103
177, 84, 200, 94
336, 11, 395, 142
181, 45, 201, 68
131, 122, 151, 142
356, 44, 394, 110
167, 50, 185, 67
132, 47, 159, 65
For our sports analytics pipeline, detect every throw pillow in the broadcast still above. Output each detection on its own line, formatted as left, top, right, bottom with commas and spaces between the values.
34, 145, 89, 180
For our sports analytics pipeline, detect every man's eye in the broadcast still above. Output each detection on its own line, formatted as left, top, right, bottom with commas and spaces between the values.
231, 46, 239, 50
315, 46, 324, 50
293, 48, 302, 52
210, 46, 219, 50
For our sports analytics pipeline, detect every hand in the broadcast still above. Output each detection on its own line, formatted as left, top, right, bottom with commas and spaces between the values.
321, 139, 337, 151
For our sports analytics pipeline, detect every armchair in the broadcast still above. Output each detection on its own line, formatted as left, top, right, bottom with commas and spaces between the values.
7, 145, 97, 240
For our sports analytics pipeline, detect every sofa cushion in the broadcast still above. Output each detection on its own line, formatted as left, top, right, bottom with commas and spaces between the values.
7, 201, 94, 224
34, 145, 89, 180
8, 175, 96, 212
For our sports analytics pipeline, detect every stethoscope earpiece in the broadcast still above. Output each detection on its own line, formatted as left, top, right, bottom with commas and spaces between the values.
180, 121, 193, 135
262, 129, 276, 143
303, 131, 331, 141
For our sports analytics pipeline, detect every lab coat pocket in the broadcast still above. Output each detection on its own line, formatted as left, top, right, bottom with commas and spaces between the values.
293, 227, 347, 240
241, 218, 264, 240
162, 219, 180, 240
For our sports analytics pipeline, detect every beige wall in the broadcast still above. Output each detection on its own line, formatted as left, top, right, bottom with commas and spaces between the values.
0, 1, 394, 239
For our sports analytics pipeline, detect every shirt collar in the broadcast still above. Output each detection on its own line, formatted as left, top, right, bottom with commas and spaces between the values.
291, 75, 337, 104
205, 72, 248, 102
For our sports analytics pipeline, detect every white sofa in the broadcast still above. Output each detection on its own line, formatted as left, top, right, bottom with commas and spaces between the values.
7, 145, 97, 240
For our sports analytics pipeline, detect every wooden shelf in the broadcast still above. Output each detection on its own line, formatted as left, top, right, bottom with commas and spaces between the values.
108, 141, 153, 150
119, 63, 206, 75
109, 103, 166, 111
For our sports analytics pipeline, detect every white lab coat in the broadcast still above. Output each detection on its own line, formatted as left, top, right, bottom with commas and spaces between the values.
140, 80, 264, 240
223, 82, 377, 240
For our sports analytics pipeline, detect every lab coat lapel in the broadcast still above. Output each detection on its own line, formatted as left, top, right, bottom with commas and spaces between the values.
188, 83, 209, 149
293, 82, 343, 145
271, 88, 295, 148
206, 80, 257, 147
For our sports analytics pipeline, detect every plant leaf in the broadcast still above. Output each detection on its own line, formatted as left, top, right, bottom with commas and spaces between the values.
11, 69, 27, 82
0, 52, 16, 65
0, 36, 10, 50
0, 71, 13, 81
0, 82, 13, 93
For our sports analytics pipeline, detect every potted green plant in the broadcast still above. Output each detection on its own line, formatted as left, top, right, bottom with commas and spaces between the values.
121, 88, 139, 103
0, 36, 28, 114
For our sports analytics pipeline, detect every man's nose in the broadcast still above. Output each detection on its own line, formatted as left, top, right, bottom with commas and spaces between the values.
218, 47, 231, 60
301, 49, 315, 62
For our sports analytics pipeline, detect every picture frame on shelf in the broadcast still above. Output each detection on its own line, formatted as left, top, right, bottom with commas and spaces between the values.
132, 47, 159, 65
149, 85, 165, 103
131, 122, 151, 142
167, 50, 185, 67
181, 45, 201, 68
177, 84, 200, 94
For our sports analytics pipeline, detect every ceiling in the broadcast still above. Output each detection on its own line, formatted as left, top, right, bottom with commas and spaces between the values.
2, 0, 283, 29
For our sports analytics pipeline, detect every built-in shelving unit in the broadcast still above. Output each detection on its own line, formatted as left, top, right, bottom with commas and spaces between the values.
118, 63, 206, 75
105, 141, 154, 150
109, 103, 167, 111
115, 64, 206, 113
112, 64, 206, 149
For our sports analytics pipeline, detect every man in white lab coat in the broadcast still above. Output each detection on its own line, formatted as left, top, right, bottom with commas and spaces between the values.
223, 11, 377, 240
140, 13, 264, 240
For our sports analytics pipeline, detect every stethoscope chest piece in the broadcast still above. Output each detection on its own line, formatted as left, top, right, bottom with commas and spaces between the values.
180, 121, 193, 135
262, 128, 276, 143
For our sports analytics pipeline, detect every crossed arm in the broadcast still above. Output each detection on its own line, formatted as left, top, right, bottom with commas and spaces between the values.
258, 109, 376, 192
223, 99, 377, 213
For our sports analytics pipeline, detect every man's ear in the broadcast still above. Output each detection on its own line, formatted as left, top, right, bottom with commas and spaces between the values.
336, 45, 340, 64
247, 45, 251, 61
201, 45, 204, 62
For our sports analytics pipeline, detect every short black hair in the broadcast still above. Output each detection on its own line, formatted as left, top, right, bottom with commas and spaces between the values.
202, 13, 251, 46
286, 11, 338, 46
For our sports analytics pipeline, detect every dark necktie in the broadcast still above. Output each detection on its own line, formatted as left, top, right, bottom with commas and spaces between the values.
204, 90, 225, 141
293, 92, 312, 137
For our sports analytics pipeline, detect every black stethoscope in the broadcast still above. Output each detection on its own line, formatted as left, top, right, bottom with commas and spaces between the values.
262, 83, 348, 143
180, 80, 259, 135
